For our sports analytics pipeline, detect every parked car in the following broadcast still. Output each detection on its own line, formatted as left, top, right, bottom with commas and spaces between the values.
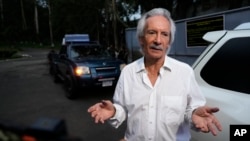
190, 23, 250, 141
49, 34, 126, 99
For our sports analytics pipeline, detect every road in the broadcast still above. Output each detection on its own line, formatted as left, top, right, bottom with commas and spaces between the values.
0, 47, 126, 141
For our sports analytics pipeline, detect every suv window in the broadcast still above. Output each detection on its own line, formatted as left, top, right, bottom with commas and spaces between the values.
201, 37, 250, 94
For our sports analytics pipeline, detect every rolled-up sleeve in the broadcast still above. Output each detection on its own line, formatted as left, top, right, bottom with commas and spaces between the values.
108, 103, 126, 128
108, 67, 127, 128
186, 70, 206, 126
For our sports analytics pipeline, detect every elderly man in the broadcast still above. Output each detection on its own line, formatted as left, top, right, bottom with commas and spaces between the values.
88, 8, 222, 141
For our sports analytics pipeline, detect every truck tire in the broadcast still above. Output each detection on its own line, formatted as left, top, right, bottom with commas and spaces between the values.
52, 65, 60, 83
64, 75, 78, 99
49, 65, 54, 75
53, 74, 60, 83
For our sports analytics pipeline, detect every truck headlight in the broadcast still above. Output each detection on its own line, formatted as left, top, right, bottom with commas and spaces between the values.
75, 66, 90, 76
120, 63, 126, 71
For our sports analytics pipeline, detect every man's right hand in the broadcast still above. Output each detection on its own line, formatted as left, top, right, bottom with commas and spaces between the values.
87, 100, 115, 124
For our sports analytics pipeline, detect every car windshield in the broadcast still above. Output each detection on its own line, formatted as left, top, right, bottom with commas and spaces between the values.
70, 45, 112, 58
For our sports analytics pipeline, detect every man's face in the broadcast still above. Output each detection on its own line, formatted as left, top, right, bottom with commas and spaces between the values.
139, 15, 171, 60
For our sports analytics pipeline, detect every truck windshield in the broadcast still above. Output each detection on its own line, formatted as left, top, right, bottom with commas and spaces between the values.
70, 45, 112, 58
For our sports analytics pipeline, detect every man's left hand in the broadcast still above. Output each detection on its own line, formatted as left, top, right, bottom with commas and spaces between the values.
192, 106, 222, 136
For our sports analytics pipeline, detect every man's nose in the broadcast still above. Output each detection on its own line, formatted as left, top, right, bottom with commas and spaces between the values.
154, 33, 162, 44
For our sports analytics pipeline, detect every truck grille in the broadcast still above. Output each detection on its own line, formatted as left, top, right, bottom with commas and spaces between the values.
95, 67, 116, 74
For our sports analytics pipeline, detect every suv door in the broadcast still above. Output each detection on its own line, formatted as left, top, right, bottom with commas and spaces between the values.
191, 32, 250, 141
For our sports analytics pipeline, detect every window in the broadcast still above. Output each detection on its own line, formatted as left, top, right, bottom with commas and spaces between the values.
201, 37, 250, 94
59, 45, 67, 55
70, 45, 112, 58
70, 47, 79, 58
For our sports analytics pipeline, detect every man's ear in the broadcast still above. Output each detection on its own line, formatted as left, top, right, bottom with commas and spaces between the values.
138, 37, 144, 47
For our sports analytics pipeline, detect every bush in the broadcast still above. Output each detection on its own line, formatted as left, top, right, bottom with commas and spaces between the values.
0, 41, 61, 60
0, 47, 19, 59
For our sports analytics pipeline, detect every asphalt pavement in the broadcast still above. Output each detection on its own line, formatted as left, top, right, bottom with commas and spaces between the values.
0, 47, 126, 141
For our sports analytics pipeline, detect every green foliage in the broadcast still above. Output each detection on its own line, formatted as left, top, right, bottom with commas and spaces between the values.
0, 41, 61, 60
0, 0, 249, 49
0, 47, 19, 59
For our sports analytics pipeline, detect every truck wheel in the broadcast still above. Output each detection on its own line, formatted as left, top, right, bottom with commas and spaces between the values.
64, 75, 78, 99
53, 74, 60, 83
49, 64, 55, 75
49, 65, 53, 75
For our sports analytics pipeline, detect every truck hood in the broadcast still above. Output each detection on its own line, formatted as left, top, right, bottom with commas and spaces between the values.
72, 56, 124, 67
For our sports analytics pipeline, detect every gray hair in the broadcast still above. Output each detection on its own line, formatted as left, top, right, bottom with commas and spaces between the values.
136, 8, 176, 45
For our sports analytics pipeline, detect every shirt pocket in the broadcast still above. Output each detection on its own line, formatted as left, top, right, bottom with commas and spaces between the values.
160, 95, 185, 125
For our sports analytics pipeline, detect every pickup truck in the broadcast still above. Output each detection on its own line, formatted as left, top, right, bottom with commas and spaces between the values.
49, 34, 126, 99
190, 22, 250, 141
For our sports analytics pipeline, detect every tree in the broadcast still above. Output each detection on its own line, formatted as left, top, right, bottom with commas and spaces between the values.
47, 0, 54, 47
112, 0, 118, 49
34, 0, 40, 44
20, 0, 27, 30
0, 0, 3, 28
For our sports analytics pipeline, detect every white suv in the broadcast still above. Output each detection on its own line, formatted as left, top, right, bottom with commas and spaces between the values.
190, 23, 250, 141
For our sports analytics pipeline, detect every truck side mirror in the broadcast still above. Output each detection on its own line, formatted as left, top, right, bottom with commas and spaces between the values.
60, 54, 67, 59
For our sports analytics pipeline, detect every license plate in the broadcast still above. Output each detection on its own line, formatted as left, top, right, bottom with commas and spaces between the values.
102, 81, 113, 87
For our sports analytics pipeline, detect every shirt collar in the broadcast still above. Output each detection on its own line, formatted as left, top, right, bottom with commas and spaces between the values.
135, 57, 145, 73
135, 56, 172, 73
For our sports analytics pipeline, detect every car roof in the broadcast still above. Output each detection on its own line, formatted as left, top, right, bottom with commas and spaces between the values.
202, 22, 250, 43
69, 42, 101, 47
62, 34, 90, 45
234, 22, 250, 30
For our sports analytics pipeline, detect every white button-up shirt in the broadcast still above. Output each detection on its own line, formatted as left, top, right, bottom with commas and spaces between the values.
109, 56, 206, 141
